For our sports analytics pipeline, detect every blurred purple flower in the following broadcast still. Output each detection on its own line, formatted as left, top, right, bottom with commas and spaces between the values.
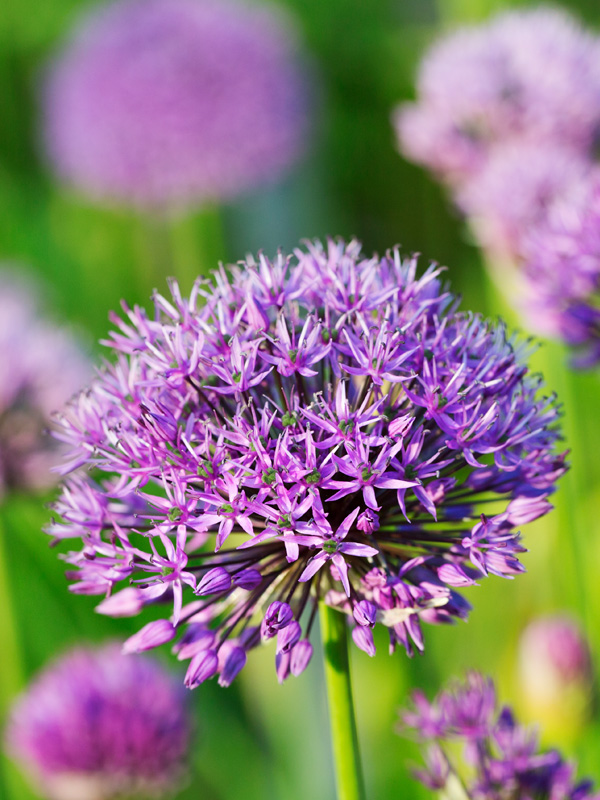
5, 644, 191, 800
42, 0, 311, 212
518, 614, 593, 730
394, 6, 600, 185
520, 616, 592, 687
400, 672, 600, 800
456, 141, 592, 260
48, 239, 565, 686
0, 272, 89, 498
522, 176, 600, 367
393, 4, 600, 367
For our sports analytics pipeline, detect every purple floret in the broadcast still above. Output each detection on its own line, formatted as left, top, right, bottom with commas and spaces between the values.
48, 239, 565, 686
401, 672, 600, 800
5, 644, 191, 800
42, 0, 311, 212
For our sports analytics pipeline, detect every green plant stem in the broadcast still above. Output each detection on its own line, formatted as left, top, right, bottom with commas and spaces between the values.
168, 205, 225, 292
135, 206, 225, 297
319, 602, 365, 800
0, 510, 23, 717
532, 341, 590, 624
0, 507, 37, 800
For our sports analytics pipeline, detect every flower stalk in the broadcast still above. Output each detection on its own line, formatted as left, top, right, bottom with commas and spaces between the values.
319, 601, 365, 800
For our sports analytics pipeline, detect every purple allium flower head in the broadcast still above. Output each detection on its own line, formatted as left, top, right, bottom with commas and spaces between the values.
401, 672, 600, 800
42, 0, 311, 212
5, 644, 191, 800
521, 175, 600, 367
47, 239, 565, 685
394, 7, 600, 185
0, 272, 89, 498
456, 141, 592, 261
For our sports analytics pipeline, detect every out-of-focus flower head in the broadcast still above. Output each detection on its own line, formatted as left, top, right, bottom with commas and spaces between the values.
5, 644, 192, 800
517, 614, 593, 739
48, 239, 565, 687
0, 271, 89, 499
522, 176, 600, 367
393, 5, 600, 367
393, 6, 600, 185
456, 141, 592, 261
401, 672, 600, 800
42, 0, 311, 213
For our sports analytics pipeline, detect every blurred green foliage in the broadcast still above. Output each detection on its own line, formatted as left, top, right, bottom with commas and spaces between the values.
2, 0, 600, 798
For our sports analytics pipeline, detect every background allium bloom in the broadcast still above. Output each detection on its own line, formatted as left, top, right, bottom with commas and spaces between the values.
0, 272, 88, 498
5, 644, 191, 800
48, 239, 565, 686
522, 177, 600, 367
393, 7, 600, 184
456, 142, 592, 261
401, 672, 600, 800
517, 615, 593, 738
43, 0, 311, 211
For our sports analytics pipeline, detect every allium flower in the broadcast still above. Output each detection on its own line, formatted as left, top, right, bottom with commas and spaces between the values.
401, 672, 600, 800
0, 272, 89, 498
393, 7, 600, 185
522, 176, 600, 367
456, 142, 592, 261
5, 644, 191, 800
48, 239, 565, 686
517, 615, 593, 737
42, 0, 311, 212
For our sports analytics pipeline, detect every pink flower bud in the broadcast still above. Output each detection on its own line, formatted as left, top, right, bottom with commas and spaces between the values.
353, 599, 377, 627
352, 626, 376, 657
196, 567, 232, 596
233, 568, 262, 590
185, 650, 219, 689
122, 620, 176, 654
218, 647, 247, 687
276, 620, 301, 655
290, 640, 313, 676
96, 587, 144, 617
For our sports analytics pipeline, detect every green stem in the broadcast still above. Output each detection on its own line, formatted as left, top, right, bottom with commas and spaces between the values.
168, 205, 225, 292
0, 509, 24, 716
134, 206, 225, 297
319, 602, 365, 800
533, 341, 590, 625
0, 507, 37, 800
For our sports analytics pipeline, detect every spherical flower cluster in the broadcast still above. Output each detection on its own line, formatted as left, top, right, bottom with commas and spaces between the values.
42, 0, 311, 212
394, 7, 600, 185
5, 644, 191, 800
522, 177, 600, 367
394, 6, 600, 362
48, 239, 565, 687
401, 672, 600, 799
0, 272, 89, 498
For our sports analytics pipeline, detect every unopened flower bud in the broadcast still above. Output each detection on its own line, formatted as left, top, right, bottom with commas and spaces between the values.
122, 619, 176, 654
